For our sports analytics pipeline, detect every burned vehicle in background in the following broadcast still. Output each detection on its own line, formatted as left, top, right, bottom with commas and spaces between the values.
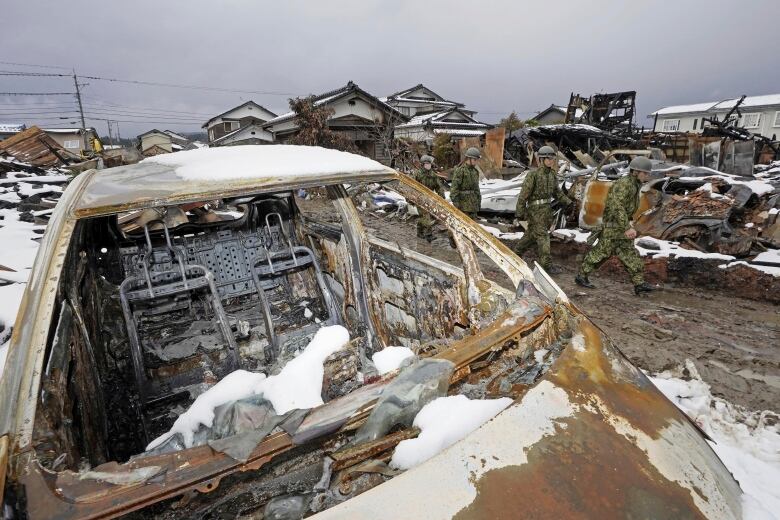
0, 146, 742, 518
577, 163, 775, 255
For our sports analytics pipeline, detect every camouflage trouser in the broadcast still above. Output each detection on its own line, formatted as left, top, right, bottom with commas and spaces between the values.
512, 205, 553, 269
579, 235, 645, 285
416, 210, 436, 240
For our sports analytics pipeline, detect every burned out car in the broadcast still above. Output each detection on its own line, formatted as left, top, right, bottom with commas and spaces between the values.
0, 146, 742, 519
578, 165, 776, 255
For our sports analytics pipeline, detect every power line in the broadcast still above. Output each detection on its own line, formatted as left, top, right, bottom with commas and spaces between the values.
83, 111, 203, 122
0, 92, 73, 96
84, 101, 215, 117
0, 60, 71, 70
78, 74, 296, 96
0, 71, 70, 78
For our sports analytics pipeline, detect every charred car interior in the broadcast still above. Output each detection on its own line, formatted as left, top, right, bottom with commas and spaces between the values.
24, 175, 571, 518
0, 147, 742, 519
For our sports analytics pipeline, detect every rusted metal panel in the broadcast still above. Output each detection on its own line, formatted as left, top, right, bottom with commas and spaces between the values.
312, 320, 742, 520
72, 162, 396, 218
578, 179, 611, 229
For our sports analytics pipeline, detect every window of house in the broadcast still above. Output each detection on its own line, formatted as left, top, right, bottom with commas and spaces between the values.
662, 119, 680, 132
740, 113, 761, 129
63, 139, 80, 149
223, 121, 239, 133
400, 106, 411, 116
209, 129, 214, 141
693, 119, 698, 130
773, 111, 780, 127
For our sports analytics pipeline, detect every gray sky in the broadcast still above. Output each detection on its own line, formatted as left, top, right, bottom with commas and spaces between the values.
1, 0, 778, 137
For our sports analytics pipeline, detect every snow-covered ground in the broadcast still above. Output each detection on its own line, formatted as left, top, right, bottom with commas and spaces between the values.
649, 361, 780, 519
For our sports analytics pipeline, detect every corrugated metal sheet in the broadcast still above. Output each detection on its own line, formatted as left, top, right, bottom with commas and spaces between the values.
0, 126, 79, 168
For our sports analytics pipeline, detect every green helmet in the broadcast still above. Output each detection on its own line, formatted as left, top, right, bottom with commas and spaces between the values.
538, 145, 556, 158
465, 147, 481, 159
420, 154, 434, 164
629, 156, 652, 173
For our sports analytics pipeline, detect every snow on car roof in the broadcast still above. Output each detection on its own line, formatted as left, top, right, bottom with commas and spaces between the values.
144, 145, 389, 181
72, 145, 396, 217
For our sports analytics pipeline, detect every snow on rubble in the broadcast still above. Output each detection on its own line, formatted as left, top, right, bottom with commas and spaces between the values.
372, 346, 415, 375
649, 362, 780, 519
145, 145, 391, 181
0, 159, 66, 380
634, 236, 736, 261
147, 324, 350, 450
390, 394, 513, 470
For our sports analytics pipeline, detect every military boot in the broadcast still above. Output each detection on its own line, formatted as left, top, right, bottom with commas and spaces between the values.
634, 282, 655, 295
575, 274, 595, 288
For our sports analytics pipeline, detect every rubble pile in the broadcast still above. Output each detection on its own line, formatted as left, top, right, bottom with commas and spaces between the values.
0, 155, 69, 360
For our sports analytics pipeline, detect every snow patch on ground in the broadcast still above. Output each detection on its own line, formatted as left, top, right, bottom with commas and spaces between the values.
635, 236, 735, 261
372, 346, 415, 375
753, 249, 780, 265
479, 224, 524, 241
145, 145, 389, 181
553, 228, 592, 243
719, 261, 780, 277
390, 395, 513, 470
649, 361, 780, 519
147, 325, 350, 450
0, 209, 45, 380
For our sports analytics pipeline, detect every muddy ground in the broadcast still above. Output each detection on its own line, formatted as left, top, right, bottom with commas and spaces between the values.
303, 195, 779, 413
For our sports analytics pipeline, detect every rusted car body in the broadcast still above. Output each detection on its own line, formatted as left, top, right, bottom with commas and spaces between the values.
0, 146, 741, 518
578, 170, 760, 254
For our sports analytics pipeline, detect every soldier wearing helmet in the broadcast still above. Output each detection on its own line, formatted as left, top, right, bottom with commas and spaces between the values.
449, 147, 482, 219
576, 156, 656, 295
413, 154, 445, 241
512, 145, 572, 273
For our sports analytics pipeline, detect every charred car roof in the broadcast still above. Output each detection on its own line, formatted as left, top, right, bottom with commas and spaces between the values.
72, 145, 397, 218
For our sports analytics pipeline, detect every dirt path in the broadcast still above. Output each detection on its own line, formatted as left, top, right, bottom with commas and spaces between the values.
303, 197, 780, 412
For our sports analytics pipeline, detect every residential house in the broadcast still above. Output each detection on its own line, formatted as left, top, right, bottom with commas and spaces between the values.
382, 84, 475, 118
161, 130, 201, 151
0, 125, 99, 153
532, 104, 583, 125
651, 94, 780, 139
210, 123, 273, 147
42, 127, 99, 153
384, 84, 490, 142
393, 109, 491, 142
203, 101, 277, 144
138, 130, 173, 154
262, 81, 407, 164
0, 126, 81, 167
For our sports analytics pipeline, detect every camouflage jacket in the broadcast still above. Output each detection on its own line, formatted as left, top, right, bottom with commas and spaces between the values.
450, 164, 481, 213
601, 173, 641, 238
413, 167, 445, 197
515, 166, 572, 216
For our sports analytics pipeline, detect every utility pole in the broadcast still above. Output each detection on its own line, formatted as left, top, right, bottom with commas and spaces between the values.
105, 119, 114, 147
72, 70, 87, 152
115, 121, 122, 143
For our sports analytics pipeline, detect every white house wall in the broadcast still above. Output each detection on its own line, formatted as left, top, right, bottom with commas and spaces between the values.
394, 127, 430, 141
655, 107, 780, 138
208, 104, 276, 129
268, 96, 390, 135
216, 126, 273, 145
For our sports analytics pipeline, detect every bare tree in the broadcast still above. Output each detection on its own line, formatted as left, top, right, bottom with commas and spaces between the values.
287, 96, 357, 153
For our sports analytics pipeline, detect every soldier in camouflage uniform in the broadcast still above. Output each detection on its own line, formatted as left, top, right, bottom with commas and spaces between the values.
449, 147, 482, 219
414, 154, 445, 241
512, 146, 572, 273
576, 156, 656, 295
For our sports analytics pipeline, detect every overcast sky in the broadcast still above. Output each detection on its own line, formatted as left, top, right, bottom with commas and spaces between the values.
1, 0, 778, 137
